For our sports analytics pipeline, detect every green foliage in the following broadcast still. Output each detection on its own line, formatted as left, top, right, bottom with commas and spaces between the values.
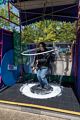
22, 20, 76, 44
13, 30, 22, 65
0, 4, 19, 30
0, 4, 9, 28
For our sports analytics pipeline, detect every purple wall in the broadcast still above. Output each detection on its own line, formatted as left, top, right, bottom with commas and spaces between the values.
0, 28, 13, 87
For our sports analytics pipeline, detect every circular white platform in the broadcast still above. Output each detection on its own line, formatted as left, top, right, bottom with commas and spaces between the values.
20, 83, 62, 99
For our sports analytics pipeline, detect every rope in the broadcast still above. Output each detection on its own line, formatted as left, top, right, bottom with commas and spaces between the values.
19, 3, 77, 15
20, 13, 78, 24
20, 4, 77, 24
19, 4, 77, 16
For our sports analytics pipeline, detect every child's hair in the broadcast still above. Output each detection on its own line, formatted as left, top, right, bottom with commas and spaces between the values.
39, 42, 46, 49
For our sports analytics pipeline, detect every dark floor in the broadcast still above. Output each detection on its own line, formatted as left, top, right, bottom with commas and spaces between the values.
0, 83, 80, 113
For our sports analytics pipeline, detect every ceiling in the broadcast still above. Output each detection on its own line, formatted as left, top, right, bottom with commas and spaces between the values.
11, 0, 77, 10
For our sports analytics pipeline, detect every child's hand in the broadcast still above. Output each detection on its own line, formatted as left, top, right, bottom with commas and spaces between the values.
36, 60, 38, 65
32, 67, 35, 71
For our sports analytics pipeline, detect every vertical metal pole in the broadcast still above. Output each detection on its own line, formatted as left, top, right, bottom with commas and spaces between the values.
42, 1, 47, 42
19, 6, 25, 82
8, 1, 10, 20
